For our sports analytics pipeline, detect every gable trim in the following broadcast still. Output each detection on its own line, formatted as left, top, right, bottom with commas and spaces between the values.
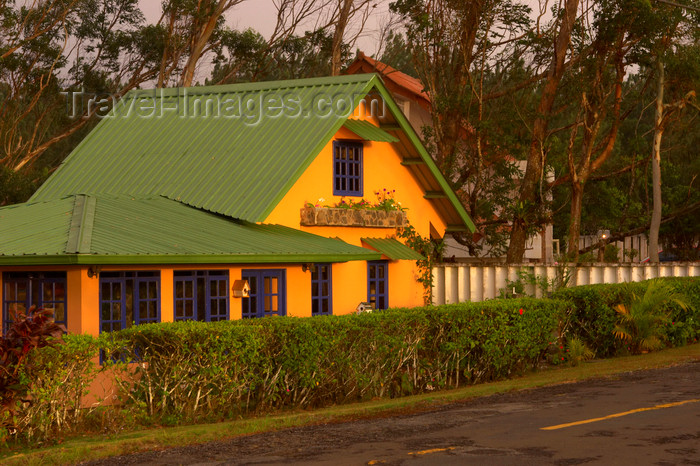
361, 237, 425, 261
343, 119, 399, 142
258, 76, 476, 232
368, 80, 476, 233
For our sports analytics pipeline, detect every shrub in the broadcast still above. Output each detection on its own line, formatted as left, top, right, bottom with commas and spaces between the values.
565, 337, 594, 366
5, 278, 697, 446
101, 298, 566, 423
614, 279, 692, 354
553, 277, 700, 356
15, 335, 99, 443
603, 244, 620, 263
0, 307, 64, 443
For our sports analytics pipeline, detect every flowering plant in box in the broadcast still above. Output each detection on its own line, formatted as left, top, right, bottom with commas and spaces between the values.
304, 189, 406, 212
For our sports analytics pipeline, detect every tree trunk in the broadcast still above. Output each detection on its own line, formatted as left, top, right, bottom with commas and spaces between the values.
567, 180, 584, 261
506, 0, 579, 263
331, 0, 353, 76
179, 1, 231, 88
649, 58, 665, 263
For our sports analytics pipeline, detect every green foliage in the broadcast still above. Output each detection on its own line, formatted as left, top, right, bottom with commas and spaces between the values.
613, 279, 692, 354
498, 264, 572, 298
389, 0, 538, 257
576, 252, 595, 264
553, 277, 700, 356
98, 298, 563, 425
378, 31, 417, 78
0, 307, 65, 443
397, 222, 443, 303
14, 335, 99, 444
565, 336, 594, 366
623, 248, 639, 262
211, 28, 350, 84
0, 166, 36, 205
603, 244, 620, 263
305, 190, 406, 212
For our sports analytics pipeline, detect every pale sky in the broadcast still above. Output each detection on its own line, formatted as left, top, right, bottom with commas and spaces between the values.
139, 0, 394, 55
137, 0, 545, 84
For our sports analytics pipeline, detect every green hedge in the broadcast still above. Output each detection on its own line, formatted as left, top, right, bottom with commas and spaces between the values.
5, 277, 699, 446
4, 335, 98, 444
552, 277, 700, 356
100, 297, 564, 424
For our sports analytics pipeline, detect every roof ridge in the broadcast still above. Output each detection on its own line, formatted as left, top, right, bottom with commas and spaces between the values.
65, 194, 96, 254
159, 194, 248, 223
0, 193, 80, 210
128, 74, 380, 98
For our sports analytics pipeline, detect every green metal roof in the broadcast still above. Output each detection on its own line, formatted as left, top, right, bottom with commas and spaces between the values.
361, 237, 424, 260
0, 195, 381, 265
343, 119, 399, 142
30, 74, 474, 231
31, 75, 380, 222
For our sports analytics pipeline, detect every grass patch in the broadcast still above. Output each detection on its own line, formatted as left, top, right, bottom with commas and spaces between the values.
3, 343, 699, 466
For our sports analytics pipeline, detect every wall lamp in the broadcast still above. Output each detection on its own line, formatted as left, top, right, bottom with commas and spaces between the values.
301, 263, 314, 273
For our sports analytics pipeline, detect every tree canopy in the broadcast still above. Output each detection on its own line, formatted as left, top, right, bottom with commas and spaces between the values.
1, 0, 698, 261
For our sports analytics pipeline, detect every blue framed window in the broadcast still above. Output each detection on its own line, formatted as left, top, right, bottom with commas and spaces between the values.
242, 269, 286, 318
367, 261, 388, 310
311, 264, 332, 316
2, 272, 67, 334
333, 140, 363, 196
99, 271, 160, 333
174, 270, 229, 322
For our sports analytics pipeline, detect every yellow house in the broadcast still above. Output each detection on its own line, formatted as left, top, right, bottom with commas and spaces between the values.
0, 74, 474, 337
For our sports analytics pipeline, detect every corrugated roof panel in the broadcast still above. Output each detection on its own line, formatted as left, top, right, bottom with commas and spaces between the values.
29, 74, 474, 231
361, 237, 424, 260
31, 77, 376, 223
0, 195, 382, 265
0, 197, 74, 256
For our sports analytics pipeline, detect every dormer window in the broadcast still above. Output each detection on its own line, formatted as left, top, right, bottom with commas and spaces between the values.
333, 140, 363, 196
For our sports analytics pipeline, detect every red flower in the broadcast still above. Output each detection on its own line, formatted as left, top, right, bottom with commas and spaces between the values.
519, 308, 524, 315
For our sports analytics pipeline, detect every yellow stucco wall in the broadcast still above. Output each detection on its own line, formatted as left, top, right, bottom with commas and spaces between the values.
265, 125, 447, 238
264, 123, 447, 312
226, 264, 311, 319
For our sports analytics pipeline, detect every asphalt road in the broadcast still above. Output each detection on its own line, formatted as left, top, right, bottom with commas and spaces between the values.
89, 361, 700, 465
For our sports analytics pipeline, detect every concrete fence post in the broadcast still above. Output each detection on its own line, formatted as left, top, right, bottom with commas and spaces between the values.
431, 263, 700, 305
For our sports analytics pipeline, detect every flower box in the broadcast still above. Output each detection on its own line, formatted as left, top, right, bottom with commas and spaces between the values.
300, 207, 407, 228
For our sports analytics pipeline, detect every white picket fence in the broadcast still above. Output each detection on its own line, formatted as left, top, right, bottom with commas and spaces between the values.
431, 263, 700, 305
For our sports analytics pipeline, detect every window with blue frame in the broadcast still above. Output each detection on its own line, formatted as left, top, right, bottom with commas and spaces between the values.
174, 270, 229, 322
311, 264, 332, 316
333, 140, 363, 196
2, 272, 67, 334
242, 269, 286, 318
367, 261, 388, 310
99, 271, 160, 333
